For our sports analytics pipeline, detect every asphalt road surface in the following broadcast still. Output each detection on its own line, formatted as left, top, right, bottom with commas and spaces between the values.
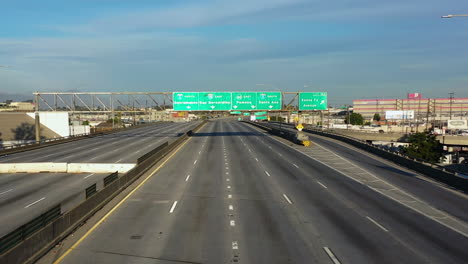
49, 120, 468, 264
0, 121, 200, 237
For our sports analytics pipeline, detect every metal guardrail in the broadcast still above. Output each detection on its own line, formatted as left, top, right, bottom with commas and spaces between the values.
85, 184, 97, 199
0, 205, 60, 254
1, 133, 90, 150
103, 172, 118, 187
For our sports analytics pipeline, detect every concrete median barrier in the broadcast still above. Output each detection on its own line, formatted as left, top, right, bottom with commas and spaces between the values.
66, 163, 135, 173
0, 163, 136, 174
0, 163, 67, 173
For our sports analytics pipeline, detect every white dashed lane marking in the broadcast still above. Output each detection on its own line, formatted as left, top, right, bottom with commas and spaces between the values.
366, 216, 389, 232
282, 194, 293, 204
232, 241, 239, 250
169, 201, 178, 213
0, 189, 13, 195
323, 247, 341, 264
25, 197, 45, 208
317, 181, 328, 189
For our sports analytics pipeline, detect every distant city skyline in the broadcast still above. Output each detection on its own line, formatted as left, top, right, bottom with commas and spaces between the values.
1, 0, 468, 106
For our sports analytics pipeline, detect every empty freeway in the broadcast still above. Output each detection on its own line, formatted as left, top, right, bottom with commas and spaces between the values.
0, 121, 201, 237
35, 120, 468, 264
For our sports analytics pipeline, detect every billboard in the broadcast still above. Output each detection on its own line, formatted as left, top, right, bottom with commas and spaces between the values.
447, 120, 468, 129
408, 93, 422, 99
385, 110, 415, 120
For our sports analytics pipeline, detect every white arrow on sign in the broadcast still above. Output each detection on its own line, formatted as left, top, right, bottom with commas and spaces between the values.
251, 105, 256, 109
233, 105, 238, 109
211, 105, 215, 109
320, 100, 325, 105
187, 106, 191, 109
268, 105, 273, 109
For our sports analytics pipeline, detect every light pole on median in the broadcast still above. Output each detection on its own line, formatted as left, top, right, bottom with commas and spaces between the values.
441, 14, 468, 18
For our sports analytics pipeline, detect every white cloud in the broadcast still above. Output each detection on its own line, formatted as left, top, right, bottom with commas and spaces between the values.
48, 0, 468, 35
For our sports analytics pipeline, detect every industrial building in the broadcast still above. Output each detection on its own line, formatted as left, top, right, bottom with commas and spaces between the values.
353, 95, 468, 122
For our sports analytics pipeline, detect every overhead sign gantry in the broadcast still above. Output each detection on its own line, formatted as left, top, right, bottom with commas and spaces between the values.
173, 92, 282, 111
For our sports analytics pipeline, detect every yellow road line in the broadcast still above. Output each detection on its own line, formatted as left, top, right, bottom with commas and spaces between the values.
53, 136, 195, 264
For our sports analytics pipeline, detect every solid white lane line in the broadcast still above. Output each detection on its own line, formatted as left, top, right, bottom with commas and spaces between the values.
169, 201, 178, 213
25, 197, 45, 208
185, 175, 191, 181
229, 205, 234, 210
323, 247, 341, 264
114, 158, 123, 163
230, 220, 236, 226
194, 160, 197, 165
317, 181, 328, 189
0, 189, 13, 195
255, 158, 259, 162
278, 153, 283, 157
366, 216, 389, 232
293, 163, 299, 168
282, 194, 293, 204
83, 173, 95, 179
265, 171, 271, 177
232, 241, 239, 250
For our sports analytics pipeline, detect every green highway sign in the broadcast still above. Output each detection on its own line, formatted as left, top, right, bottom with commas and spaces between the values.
230, 111, 242, 114
199, 92, 232, 111
173, 92, 282, 111
173, 92, 200, 111
254, 111, 267, 116
231, 92, 281, 110
299, 92, 327, 110
243, 113, 250, 116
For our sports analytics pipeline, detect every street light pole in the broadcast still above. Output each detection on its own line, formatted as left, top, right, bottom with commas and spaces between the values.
441, 14, 468, 18
346, 105, 350, 130
449, 92, 454, 120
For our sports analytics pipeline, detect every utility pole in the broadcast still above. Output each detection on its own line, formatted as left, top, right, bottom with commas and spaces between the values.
34, 93, 41, 143
346, 105, 350, 130
449, 92, 454, 120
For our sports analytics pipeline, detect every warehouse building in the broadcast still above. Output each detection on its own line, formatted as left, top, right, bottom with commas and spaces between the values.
353, 94, 468, 121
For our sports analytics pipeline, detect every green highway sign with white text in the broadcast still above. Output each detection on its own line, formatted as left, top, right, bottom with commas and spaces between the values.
173, 92, 282, 111
298, 92, 328, 110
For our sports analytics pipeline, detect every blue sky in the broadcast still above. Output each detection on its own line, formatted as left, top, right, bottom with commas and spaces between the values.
1, 0, 468, 105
